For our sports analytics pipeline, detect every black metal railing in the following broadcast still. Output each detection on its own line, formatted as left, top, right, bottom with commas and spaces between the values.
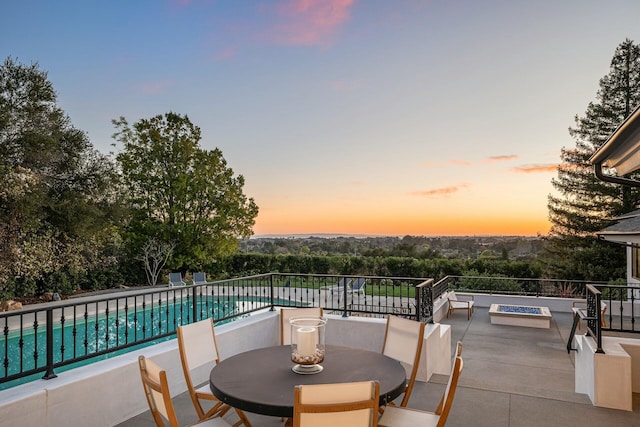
442, 275, 608, 298
0, 273, 429, 389
584, 285, 603, 352
3, 272, 637, 390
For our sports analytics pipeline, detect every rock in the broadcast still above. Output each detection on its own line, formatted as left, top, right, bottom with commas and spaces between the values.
43, 292, 54, 302
1, 300, 23, 311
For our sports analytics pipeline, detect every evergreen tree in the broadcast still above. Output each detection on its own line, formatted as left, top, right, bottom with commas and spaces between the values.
543, 39, 640, 281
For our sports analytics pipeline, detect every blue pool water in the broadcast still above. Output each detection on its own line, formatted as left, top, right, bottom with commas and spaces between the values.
0, 296, 262, 390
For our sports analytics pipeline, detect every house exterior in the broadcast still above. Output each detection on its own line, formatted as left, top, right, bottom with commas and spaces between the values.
590, 104, 640, 288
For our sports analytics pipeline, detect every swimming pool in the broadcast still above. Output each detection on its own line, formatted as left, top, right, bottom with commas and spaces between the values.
0, 295, 265, 390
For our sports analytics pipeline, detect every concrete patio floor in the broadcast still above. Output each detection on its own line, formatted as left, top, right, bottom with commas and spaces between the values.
117, 308, 640, 427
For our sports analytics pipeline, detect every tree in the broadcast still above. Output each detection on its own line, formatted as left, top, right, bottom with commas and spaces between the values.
140, 238, 175, 286
543, 39, 640, 281
114, 112, 259, 271
0, 58, 120, 297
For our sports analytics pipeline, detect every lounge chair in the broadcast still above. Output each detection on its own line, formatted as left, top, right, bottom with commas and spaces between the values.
332, 277, 368, 303
169, 272, 187, 287
193, 272, 208, 286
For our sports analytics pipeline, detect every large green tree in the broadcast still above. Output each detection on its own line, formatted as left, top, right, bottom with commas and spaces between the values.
114, 112, 259, 273
0, 57, 121, 297
543, 39, 640, 281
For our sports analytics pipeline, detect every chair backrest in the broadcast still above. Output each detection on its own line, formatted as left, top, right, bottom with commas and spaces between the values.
293, 381, 379, 427
448, 291, 458, 301
177, 318, 220, 392
193, 272, 206, 284
381, 315, 425, 406
280, 307, 324, 345
169, 272, 184, 285
434, 341, 464, 426
351, 278, 367, 291
337, 277, 353, 288
138, 355, 180, 427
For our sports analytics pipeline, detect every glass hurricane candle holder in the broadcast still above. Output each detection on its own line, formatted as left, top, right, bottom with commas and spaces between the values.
290, 317, 327, 374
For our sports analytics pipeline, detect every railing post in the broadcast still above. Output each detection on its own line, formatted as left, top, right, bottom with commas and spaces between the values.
191, 286, 198, 323
342, 276, 349, 318
586, 285, 604, 354
269, 274, 276, 311
42, 308, 57, 380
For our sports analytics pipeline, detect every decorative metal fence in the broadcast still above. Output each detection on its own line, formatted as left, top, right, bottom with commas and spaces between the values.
0, 273, 429, 389
3, 272, 637, 388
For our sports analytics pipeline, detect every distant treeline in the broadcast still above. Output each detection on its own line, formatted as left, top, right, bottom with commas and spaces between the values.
239, 235, 544, 260
209, 252, 542, 281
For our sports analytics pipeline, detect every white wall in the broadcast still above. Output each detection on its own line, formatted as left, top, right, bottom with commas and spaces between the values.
0, 311, 451, 427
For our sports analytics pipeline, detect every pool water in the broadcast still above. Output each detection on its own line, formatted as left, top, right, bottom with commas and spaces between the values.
0, 296, 258, 390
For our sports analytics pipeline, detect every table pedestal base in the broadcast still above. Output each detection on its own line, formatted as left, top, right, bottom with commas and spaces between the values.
292, 364, 323, 375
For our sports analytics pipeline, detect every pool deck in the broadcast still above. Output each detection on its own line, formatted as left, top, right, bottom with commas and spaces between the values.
117, 307, 640, 427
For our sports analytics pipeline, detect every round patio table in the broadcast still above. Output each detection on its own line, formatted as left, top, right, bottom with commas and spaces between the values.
209, 344, 406, 418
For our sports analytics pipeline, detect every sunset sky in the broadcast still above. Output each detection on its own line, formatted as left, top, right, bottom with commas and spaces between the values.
4, 0, 640, 237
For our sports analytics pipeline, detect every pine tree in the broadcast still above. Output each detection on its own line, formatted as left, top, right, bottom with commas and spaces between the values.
543, 39, 640, 281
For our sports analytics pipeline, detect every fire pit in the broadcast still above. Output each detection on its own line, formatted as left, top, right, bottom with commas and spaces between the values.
488, 304, 552, 328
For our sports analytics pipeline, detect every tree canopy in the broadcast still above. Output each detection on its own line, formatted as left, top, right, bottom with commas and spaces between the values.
114, 112, 259, 273
0, 57, 121, 297
543, 39, 640, 280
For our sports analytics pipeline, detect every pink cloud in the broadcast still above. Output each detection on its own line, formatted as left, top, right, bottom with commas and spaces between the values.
511, 164, 559, 173
265, 0, 355, 46
139, 79, 173, 94
449, 159, 473, 167
214, 46, 236, 61
409, 183, 469, 197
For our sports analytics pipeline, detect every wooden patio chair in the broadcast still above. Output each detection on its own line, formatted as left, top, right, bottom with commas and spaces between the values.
137, 355, 231, 427
380, 315, 425, 409
378, 342, 464, 427
177, 319, 251, 427
446, 292, 475, 320
291, 380, 380, 427
572, 300, 607, 330
280, 307, 324, 345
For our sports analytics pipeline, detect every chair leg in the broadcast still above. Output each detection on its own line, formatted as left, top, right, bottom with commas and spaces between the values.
232, 408, 252, 427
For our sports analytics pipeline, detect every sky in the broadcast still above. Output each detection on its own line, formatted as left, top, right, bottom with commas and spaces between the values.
3, 0, 640, 237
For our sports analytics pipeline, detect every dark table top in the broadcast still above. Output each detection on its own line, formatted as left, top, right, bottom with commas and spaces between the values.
209, 345, 407, 418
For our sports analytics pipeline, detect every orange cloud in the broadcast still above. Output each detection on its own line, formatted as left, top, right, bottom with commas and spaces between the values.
486, 155, 518, 162
409, 184, 469, 197
511, 164, 558, 173
266, 0, 355, 46
449, 159, 473, 167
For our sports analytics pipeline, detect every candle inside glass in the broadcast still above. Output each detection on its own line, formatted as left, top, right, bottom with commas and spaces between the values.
296, 326, 317, 357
